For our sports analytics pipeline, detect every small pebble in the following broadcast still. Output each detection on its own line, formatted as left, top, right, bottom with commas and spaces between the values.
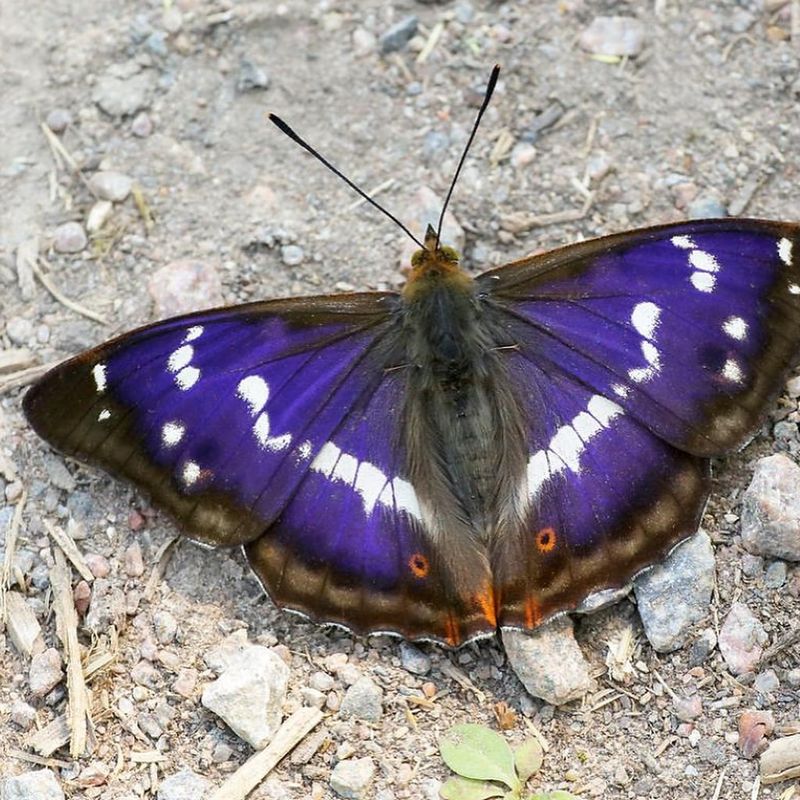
86, 200, 113, 233
340, 676, 383, 722
579, 16, 645, 57
157, 769, 211, 800
124, 542, 145, 577
211, 742, 232, 763
301, 687, 327, 708
786, 668, 800, 688
131, 660, 162, 689
785, 375, 800, 398
281, 244, 304, 266
148, 259, 223, 317
718, 602, 768, 676
754, 669, 780, 694
308, 671, 335, 692
673, 694, 703, 722
764, 560, 787, 589
46, 108, 73, 133
10, 700, 37, 730
379, 15, 418, 54
510, 142, 537, 170
330, 757, 376, 800
89, 171, 133, 203
84, 553, 110, 579
29, 648, 64, 697
131, 111, 154, 137
162, 6, 183, 33
2, 769, 64, 800
172, 668, 197, 698
399, 642, 431, 675
688, 628, 717, 667
237, 58, 269, 92
5, 316, 33, 346
687, 194, 727, 219
153, 610, 178, 644
53, 221, 87, 253
92, 67, 154, 117
352, 27, 376, 54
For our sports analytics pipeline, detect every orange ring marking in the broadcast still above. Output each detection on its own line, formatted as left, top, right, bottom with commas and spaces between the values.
535, 526, 557, 553
408, 552, 430, 578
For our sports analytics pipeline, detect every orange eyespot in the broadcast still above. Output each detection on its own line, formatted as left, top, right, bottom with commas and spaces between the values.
535, 526, 557, 553
408, 552, 430, 578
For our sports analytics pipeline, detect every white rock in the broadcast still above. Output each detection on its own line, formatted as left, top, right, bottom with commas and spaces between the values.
89, 171, 133, 202
29, 647, 63, 697
502, 617, 595, 705
330, 757, 376, 799
741, 454, 800, 561
634, 530, 716, 652
156, 769, 211, 800
579, 15, 646, 57
201, 645, 289, 748
86, 200, 113, 233
2, 769, 64, 800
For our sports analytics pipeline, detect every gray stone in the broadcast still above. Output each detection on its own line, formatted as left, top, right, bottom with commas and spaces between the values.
131, 111, 154, 138
741, 454, 800, 561
237, 59, 269, 92
340, 676, 383, 722
201, 645, 289, 748
148, 259, 223, 318
89, 171, 133, 203
153, 610, 178, 644
301, 687, 327, 708
29, 648, 63, 697
764, 560, 787, 589
687, 194, 727, 219
203, 629, 250, 674
10, 700, 36, 730
85, 578, 127, 634
502, 617, 595, 705
53, 221, 87, 254
45, 109, 72, 134
308, 670, 335, 692
44, 455, 76, 492
93, 68, 154, 117
719, 602, 768, 676
330, 757, 376, 799
156, 769, 211, 800
280, 244, 304, 266
2, 769, 64, 800
399, 641, 431, 675
688, 628, 717, 667
634, 530, 715, 652
398, 185, 464, 269
379, 16, 418, 53
754, 669, 780, 694
5, 317, 33, 345
579, 16, 645, 57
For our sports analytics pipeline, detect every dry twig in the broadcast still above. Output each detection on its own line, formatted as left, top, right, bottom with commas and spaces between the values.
44, 519, 94, 583
30, 256, 108, 325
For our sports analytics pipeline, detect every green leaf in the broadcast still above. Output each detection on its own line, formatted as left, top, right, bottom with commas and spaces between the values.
439, 724, 520, 790
439, 776, 506, 800
514, 738, 544, 783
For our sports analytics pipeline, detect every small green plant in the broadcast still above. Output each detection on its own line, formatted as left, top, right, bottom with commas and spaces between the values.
438, 723, 581, 800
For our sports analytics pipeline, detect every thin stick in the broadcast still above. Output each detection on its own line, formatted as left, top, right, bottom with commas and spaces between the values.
40, 122, 97, 197
1, 490, 27, 624
269, 114, 424, 249
8, 749, 72, 770
209, 707, 323, 800
144, 536, 180, 601
435, 64, 499, 248
31, 256, 107, 325
44, 519, 94, 583
0, 362, 58, 396
416, 20, 444, 63
346, 178, 396, 212
710, 767, 727, 800
51, 548, 90, 757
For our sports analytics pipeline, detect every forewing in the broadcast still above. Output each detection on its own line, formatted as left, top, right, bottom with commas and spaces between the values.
24, 294, 493, 644
480, 219, 800, 456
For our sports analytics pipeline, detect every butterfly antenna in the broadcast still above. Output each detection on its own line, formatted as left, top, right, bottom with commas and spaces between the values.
434, 64, 500, 251
269, 113, 425, 250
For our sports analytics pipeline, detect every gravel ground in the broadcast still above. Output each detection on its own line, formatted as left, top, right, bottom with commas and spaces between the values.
1, 1, 800, 798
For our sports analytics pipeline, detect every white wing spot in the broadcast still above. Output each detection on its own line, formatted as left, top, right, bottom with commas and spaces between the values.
311, 442, 341, 478
722, 358, 744, 383
691, 271, 715, 292
182, 461, 201, 486
168, 345, 194, 372
689, 249, 719, 273
237, 375, 269, 415
354, 462, 388, 516
722, 316, 748, 341
97, 409, 111, 421
92, 363, 107, 393
631, 302, 661, 340
612, 383, 630, 399
183, 325, 204, 342
629, 340, 661, 383
297, 440, 312, 460
528, 395, 623, 500
671, 235, 696, 250
779, 237, 793, 266
789, 283, 800, 295
253, 413, 291, 452
176, 366, 200, 390
162, 421, 185, 447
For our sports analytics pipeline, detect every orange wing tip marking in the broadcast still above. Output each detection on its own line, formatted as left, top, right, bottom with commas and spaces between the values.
535, 526, 557, 553
443, 615, 461, 646
524, 597, 542, 629
408, 553, 430, 578
472, 583, 498, 627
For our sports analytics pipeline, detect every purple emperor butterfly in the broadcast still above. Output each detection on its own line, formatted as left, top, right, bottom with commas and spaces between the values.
25, 67, 800, 646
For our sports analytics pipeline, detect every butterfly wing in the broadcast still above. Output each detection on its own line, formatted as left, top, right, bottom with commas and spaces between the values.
480, 219, 800, 456
24, 294, 493, 644
479, 219, 800, 628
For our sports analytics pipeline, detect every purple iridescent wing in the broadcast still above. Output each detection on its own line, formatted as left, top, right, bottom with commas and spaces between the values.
24, 295, 491, 643
480, 218, 800, 629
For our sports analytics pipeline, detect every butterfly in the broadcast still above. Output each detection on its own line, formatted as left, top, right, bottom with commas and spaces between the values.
24, 66, 800, 647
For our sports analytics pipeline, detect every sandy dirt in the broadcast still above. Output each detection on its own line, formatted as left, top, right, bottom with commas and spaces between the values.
1, 0, 800, 798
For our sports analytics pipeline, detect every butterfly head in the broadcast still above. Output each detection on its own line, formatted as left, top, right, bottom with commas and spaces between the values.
404, 224, 469, 300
